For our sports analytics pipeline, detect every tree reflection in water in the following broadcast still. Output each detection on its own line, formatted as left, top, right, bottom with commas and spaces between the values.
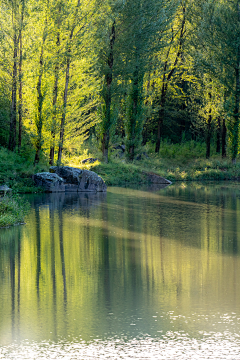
0, 184, 240, 358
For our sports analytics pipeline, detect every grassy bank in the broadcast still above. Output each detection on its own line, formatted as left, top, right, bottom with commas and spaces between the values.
0, 195, 30, 228
1, 141, 240, 191
0, 147, 47, 193
65, 141, 240, 186
88, 157, 240, 186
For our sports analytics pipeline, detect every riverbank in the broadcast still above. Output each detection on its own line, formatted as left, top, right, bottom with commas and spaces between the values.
0, 147, 47, 193
0, 195, 30, 228
1, 141, 240, 228
65, 142, 240, 186
90, 157, 240, 186
65, 140, 240, 185
1, 142, 240, 192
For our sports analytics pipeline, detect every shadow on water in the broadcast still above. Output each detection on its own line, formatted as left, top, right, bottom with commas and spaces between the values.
25, 191, 107, 212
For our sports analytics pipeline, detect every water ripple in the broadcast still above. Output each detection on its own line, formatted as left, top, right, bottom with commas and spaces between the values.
1, 332, 240, 360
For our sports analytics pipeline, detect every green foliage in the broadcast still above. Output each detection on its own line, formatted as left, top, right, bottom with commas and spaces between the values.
124, 73, 145, 160
0, 147, 47, 193
0, 0, 240, 166
192, 0, 240, 160
0, 195, 30, 228
62, 140, 240, 185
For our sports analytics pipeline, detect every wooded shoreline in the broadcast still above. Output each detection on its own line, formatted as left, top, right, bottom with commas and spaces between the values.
2, 139, 240, 228
1, 143, 240, 195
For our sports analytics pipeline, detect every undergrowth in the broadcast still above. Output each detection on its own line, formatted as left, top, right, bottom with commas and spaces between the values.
0, 195, 30, 228
1, 140, 240, 190
0, 147, 47, 193
63, 140, 240, 185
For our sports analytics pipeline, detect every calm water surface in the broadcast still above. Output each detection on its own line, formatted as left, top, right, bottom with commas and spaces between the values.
1, 182, 240, 359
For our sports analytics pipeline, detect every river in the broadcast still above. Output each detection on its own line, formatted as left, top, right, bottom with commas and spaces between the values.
0, 182, 240, 359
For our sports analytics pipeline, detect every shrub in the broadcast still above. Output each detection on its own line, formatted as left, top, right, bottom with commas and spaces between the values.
0, 195, 30, 228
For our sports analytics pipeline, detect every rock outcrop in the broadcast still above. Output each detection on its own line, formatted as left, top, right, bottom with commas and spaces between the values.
81, 157, 98, 164
33, 172, 65, 192
33, 166, 107, 193
142, 171, 172, 184
0, 185, 12, 196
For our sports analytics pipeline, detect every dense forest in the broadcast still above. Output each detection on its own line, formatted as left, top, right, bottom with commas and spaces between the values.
0, 0, 239, 164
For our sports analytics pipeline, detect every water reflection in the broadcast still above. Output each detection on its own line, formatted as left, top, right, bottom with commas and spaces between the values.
1, 183, 240, 357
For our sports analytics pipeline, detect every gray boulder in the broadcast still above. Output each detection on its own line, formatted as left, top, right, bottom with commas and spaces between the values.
143, 171, 172, 184
113, 144, 125, 152
33, 172, 65, 192
81, 157, 98, 164
0, 185, 12, 196
49, 166, 107, 192
135, 152, 149, 161
49, 166, 81, 185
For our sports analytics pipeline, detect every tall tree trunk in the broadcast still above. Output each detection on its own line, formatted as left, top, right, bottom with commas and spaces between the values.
49, 32, 60, 166
232, 2, 240, 164
34, 10, 48, 165
34, 44, 45, 165
206, 91, 212, 159
216, 117, 221, 154
222, 117, 227, 158
155, 94, 166, 153
101, 21, 115, 163
155, 4, 186, 153
57, 56, 70, 165
206, 116, 211, 158
57, 0, 81, 165
155, 49, 168, 154
18, 31, 23, 152
232, 65, 240, 164
8, 7, 18, 152
18, 0, 25, 152
126, 67, 140, 161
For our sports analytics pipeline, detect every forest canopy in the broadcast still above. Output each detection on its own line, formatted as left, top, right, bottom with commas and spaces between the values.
0, 0, 240, 164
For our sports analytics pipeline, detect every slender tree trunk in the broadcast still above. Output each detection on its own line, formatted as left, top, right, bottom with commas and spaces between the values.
155, 4, 186, 153
57, 55, 70, 165
155, 49, 168, 154
18, 31, 23, 152
127, 67, 140, 161
232, 65, 240, 163
101, 21, 115, 163
49, 32, 60, 166
206, 91, 212, 159
155, 96, 165, 153
34, 13, 48, 165
34, 49, 44, 165
18, 0, 25, 152
8, 7, 18, 152
232, 2, 240, 164
232, 65, 240, 164
206, 115, 211, 158
222, 117, 227, 158
57, 0, 80, 165
49, 141, 55, 166
216, 117, 221, 154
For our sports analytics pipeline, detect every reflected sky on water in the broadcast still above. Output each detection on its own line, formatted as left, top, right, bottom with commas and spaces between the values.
1, 182, 240, 358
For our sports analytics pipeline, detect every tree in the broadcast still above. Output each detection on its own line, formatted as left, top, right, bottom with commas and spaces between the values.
118, 0, 174, 160
193, 0, 240, 162
153, 0, 187, 153
34, 0, 49, 165
98, 19, 116, 163
57, 0, 97, 164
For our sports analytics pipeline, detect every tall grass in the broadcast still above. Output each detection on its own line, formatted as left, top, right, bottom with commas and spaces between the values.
0, 195, 30, 228
1, 140, 240, 190
0, 147, 47, 193
63, 140, 240, 184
